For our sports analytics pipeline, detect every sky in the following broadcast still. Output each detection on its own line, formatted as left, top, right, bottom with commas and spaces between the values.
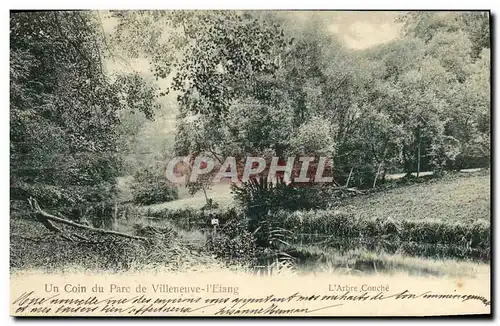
326, 11, 402, 49
276, 11, 402, 49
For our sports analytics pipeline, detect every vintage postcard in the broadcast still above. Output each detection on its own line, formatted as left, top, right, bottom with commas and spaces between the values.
9, 10, 491, 317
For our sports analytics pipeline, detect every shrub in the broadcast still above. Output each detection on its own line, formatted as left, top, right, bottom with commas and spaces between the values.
201, 198, 220, 211
450, 154, 490, 170
269, 209, 490, 261
231, 176, 335, 230
131, 167, 179, 205
11, 182, 82, 210
231, 176, 344, 248
206, 218, 257, 266
350, 164, 377, 189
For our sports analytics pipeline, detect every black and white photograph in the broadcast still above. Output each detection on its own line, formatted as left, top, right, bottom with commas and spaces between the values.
8, 9, 491, 317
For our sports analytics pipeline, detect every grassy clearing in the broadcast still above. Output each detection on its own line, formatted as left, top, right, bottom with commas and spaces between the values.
145, 183, 234, 211
341, 172, 490, 223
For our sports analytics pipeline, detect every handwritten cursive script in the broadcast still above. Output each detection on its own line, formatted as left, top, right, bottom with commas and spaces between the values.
11, 289, 490, 316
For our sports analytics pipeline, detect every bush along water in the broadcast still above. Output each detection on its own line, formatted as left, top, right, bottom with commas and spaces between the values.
270, 209, 490, 261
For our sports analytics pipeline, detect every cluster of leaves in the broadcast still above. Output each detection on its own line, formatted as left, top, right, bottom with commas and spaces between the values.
231, 176, 336, 247
171, 12, 287, 117
233, 176, 332, 212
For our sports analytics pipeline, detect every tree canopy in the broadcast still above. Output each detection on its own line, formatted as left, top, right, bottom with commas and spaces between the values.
11, 10, 490, 214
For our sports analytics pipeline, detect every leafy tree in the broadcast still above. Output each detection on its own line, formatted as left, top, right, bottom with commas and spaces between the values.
10, 11, 158, 224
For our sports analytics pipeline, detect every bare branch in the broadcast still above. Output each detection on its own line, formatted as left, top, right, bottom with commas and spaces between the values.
28, 197, 148, 241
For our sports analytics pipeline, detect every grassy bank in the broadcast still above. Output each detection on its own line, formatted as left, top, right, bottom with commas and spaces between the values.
341, 172, 490, 222
10, 171, 491, 275
140, 172, 491, 262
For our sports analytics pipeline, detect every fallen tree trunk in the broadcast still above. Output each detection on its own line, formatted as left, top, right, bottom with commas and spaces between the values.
28, 197, 148, 241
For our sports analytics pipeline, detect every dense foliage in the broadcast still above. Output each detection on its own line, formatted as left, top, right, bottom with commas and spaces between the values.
111, 11, 490, 191
10, 11, 158, 221
131, 166, 179, 205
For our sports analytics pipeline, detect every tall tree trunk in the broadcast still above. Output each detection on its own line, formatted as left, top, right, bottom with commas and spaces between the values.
403, 147, 412, 179
202, 186, 209, 205
417, 127, 421, 178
